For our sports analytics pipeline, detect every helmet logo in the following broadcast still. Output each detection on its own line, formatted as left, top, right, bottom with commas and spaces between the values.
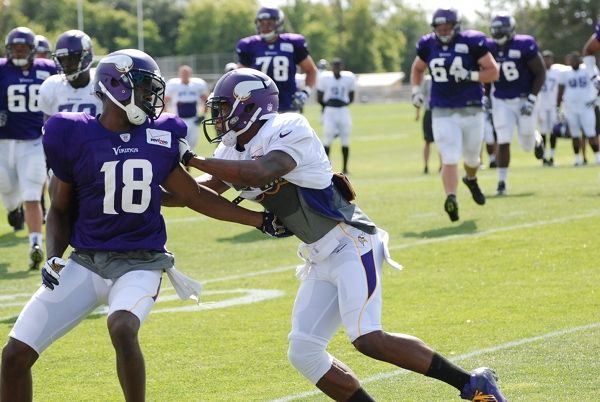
233, 79, 269, 101
100, 54, 134, 73
267, 103, 273, 112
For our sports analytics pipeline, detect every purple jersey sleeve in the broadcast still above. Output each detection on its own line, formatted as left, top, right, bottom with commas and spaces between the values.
236, 33, 310, 111
0, 58, 58, 140
596, 21, 600, 38
488, 35, 539, 99
43, 112, 186, 252
417, 31, 488, 108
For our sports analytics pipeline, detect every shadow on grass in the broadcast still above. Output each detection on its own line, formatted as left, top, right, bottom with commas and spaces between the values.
403, 219, 477, 239
491, 191, 535, 199
0, 231, 28, 248
0, 263, 35, 280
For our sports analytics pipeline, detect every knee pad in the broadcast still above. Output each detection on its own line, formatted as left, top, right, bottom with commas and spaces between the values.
288, 338, 333, 384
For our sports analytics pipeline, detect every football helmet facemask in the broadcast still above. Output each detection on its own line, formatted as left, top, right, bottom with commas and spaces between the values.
255, 7, 285, 41
54, 30, 94, 82
491, 14, 516, 45
93, 49, 165, 125
203, 68, 279, 147
431, 8, 461, 44
5, 27, 37, 67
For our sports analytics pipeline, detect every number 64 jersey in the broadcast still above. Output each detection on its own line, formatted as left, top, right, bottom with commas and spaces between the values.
42, 112, 186, 252
416, 30, 489, 108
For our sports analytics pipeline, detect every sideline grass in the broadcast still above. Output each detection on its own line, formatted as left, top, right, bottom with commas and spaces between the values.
1, 102, 599, 401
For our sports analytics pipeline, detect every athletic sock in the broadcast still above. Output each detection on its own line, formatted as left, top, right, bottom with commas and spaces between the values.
425, 352, 471, 391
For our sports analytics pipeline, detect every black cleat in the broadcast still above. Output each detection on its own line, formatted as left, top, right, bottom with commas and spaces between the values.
489, 160, 497, 169
444, 194, 459, 222
534, 138, 544, 160
424, 166, 429, 174
7, 205, 24, 231
29, 243, 44, 271
462, 176, 486, 205
496, 181, 506, 196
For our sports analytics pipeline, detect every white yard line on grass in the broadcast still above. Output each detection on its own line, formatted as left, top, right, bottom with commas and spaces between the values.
269, 322, 600, 402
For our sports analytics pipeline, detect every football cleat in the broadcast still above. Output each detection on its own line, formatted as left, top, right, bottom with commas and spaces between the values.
462, 176, 486, 205
444, 194, 459, 222
534, 140, 544, 160
29, 243, 44, 271
489, 161, 497, 169
460, 367, 507, 402
496, 181, 506, 196
7, 205, 24, 231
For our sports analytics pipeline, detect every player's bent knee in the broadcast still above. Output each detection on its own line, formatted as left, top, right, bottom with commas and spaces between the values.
107, 311, 140, 343
2, 338, 38, 371
288, 338, 333, 384
352, 330, 385, 357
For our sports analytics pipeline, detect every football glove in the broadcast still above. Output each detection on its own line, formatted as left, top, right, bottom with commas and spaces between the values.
411, 86, 424, 108
454, 69, 480, 83
292, 89, 310, 110
520, 94, 537, 116
259, 211, 294, 238
194, 115, 205, 125
178, 138, 197, 166
482, 95, 491, 112
591, 75, 600, 91
42, 256, 66, 290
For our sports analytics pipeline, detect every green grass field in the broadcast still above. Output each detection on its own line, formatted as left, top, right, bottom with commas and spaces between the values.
1, 102, 600, 401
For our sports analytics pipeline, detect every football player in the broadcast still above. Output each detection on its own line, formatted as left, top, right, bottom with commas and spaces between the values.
557, 51, 600, 166
178, 68, 507, 402
236, 6, 318, 112
317, 58, 356, 174
34, 35, 51, 59
411, 9, 499, 222
39, 29, 102, 120
582, 19, 600, 90
487, 14, 546, 195
0, 49, 285, 402
536, 50, 567, 166
0, 27, 57, 269
164, 65, 209, 150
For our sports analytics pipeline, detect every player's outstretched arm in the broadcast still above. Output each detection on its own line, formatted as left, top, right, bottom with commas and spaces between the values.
162, 165, 263, 228
476, 52, 500, 83
583, 33, 600, 56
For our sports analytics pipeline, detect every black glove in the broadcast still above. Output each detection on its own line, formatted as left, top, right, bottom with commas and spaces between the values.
42, 257, 66, 290
258, 211, 294, 238
194, 115, 205, 125
178, 138, 197, 166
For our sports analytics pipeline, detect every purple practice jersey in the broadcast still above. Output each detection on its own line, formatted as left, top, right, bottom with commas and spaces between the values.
487, 35, 539, 99
0, 58, 57, 140
416, 30, 489, 108
43, 112, 186, 252
236, 33, 310, 111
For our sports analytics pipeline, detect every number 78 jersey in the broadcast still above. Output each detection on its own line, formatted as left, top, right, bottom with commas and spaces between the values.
416, 30, 489, 108
43, 112, 186, 252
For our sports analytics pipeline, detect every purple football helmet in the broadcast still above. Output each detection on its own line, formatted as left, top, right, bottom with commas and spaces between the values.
93, 49, 165, 125
490, 14, 516, 45
255, 6, 285, 41
53, 30, 94, 82
431, 8, 461, 44
203, 68, 279, 147
35, 35, 51, 58
5, 27, 36, 67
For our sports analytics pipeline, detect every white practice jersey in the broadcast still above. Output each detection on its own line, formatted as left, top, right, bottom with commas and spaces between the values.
165, 77, 209, 118
316, 71, 356, 106
213, 113, 332, 200
38, 70, 102, 117
559, 64, 599, 105
538, 64, 567, 111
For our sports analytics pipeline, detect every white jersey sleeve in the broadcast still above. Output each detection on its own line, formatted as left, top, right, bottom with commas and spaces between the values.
38, 74, 61, 116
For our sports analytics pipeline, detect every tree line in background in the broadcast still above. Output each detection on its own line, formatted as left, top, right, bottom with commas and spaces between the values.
0, 0, 598, 78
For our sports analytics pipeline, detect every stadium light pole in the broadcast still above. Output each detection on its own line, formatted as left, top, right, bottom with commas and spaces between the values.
137, 0, 144, 51
77, 0, 83, 31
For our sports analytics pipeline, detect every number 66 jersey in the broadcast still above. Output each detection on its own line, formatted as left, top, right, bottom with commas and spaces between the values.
42, 112, 186, 252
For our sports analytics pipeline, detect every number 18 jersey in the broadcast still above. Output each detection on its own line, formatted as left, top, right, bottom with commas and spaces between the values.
43, 112, 186, 252
416, 30, 489, 108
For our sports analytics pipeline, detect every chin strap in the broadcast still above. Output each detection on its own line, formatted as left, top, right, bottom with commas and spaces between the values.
98, 81, 147, 125
221, 106, 263, 147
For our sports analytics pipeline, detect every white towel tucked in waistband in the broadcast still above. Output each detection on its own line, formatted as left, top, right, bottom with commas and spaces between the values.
166, 266, 202, 303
